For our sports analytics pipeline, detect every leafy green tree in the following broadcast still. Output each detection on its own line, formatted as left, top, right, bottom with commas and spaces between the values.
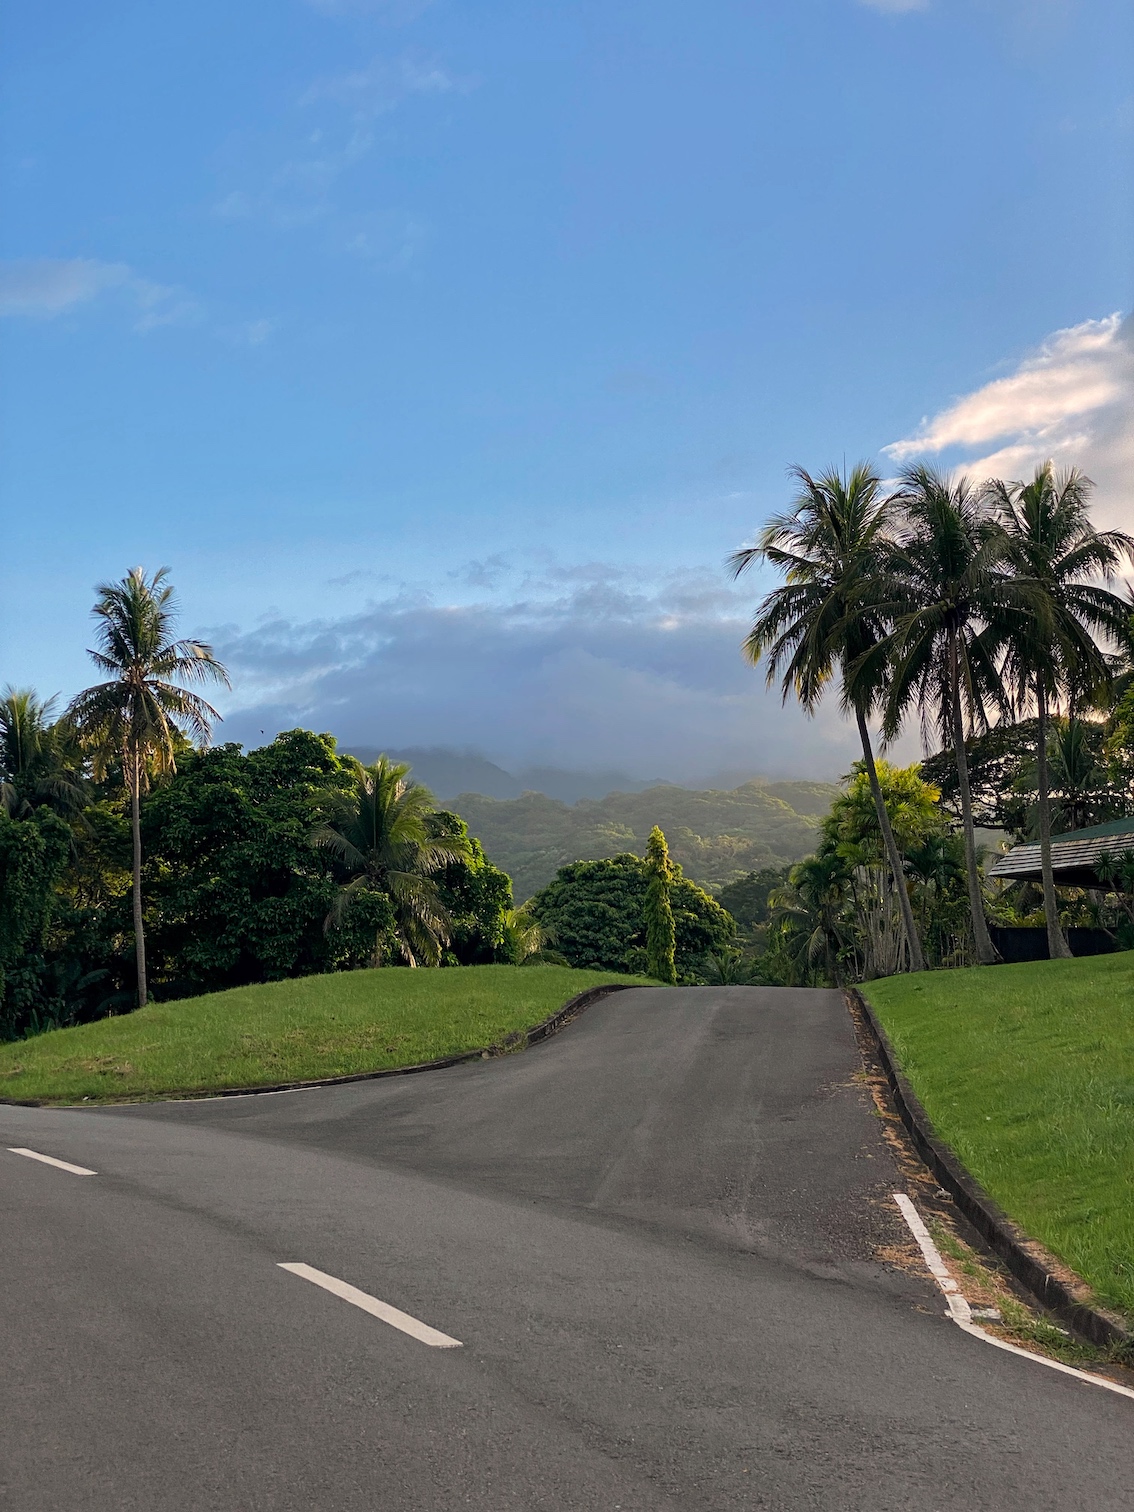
67, 568, 229, 1007
140, 731, 385, 994
529, 853, 733, 978
823, 760, 944, 859
313, 755, 470, 966
818, 760, 948, 976
429, 810, 514, 964
644, 825, 677, 984
987, 464, 1134, 958
717, 866, 790, 930
731, 463, 926, 971
0, 688, 86, 820
920, 720, 1038, 837
874, 467, 1013, 964
0, 807, 71, 1037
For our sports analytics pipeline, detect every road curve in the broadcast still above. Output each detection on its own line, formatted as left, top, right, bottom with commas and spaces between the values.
2, 985, 1130, 1509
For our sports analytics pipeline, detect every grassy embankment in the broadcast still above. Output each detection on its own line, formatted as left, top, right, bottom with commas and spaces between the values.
0, 965, 650, 1106
865, 953, 1134, 1323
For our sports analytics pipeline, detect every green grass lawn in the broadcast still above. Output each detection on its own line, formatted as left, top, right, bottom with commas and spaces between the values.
0, 965, 650, 1106
865, 953, 1134, 1323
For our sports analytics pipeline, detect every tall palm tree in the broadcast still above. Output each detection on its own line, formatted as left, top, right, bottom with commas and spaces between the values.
986, 463, 1134, 958
313, 755, 471, 966
870, 466, 1013, 965
731, 463, 926, 971
67, 568, 229, 1006
0, 687, 86, 820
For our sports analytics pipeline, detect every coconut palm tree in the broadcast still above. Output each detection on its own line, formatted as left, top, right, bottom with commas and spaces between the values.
312, 755, 471, 966
868, 466, 1014, 965
986, 463, 1134, 958
731, 463, 926, 971
67, 569, 229, 1006
501, 907, 553, 964
768, 851, 854, 985
0, 687, 86, 820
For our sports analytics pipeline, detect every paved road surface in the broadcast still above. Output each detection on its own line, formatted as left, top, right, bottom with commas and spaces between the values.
2, 986, 1130, 1509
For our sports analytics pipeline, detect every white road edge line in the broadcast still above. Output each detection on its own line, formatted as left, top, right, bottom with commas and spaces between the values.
278, 1263, 463, 1349
7, 1147, 98, 1177
892, 1193, 1134, 1402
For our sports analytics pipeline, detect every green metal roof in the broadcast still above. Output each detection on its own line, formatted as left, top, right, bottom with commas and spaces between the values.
989, 813, 1134, 883
1043, 815, 1134, 843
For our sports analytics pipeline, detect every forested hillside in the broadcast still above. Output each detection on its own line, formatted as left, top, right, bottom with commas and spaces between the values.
450, 780, 837, 900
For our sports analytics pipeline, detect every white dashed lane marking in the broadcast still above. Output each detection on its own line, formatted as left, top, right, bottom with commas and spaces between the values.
278, 1262, 463, 1349
7, 1147, 98, 1176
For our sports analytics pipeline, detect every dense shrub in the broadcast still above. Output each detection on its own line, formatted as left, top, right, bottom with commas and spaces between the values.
528, 852, 734, 979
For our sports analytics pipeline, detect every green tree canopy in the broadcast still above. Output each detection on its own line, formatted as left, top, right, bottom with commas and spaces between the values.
529, 853, 734, 979
429, 810, 514, 965
312, 754, 471, 966
0, 807, 72, 1038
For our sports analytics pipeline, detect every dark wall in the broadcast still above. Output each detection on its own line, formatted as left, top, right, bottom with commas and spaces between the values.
989, 926, 1120, 963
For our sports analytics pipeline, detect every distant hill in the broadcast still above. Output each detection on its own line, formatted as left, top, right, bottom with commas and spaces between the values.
344, 747, 662, 805
449, 780, 838, 901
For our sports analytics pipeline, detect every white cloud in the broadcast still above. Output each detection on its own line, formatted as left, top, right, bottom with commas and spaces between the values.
0, 257, 201, 331
210, 566, 874, 782
883, 313, 1134, 531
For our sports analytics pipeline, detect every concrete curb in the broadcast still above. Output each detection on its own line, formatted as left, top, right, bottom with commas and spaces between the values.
848, 986, 1131, 1353
1, 981, 641, 1109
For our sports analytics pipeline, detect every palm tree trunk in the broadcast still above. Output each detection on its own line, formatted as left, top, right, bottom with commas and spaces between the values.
949, 634, 998, 965
1035, 681, 1072, 960
130, 750, 149, 1007
854, 703, 926, 973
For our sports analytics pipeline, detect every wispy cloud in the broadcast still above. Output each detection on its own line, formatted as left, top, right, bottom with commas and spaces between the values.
0, 258, 196, 326
856, 0, 929, 13
217, 316, 280, 346
0, 258, 128, 317
0, 256, 280, 344
0, 257, 201, 331
212, 53, 460, 257
883, 313, 1134, 529
302, 54, 455, 118
211, 565, 867, 781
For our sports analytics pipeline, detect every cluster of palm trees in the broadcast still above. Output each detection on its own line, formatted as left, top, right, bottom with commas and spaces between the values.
4, 568, 483, 1009
733, 460, 1134, 971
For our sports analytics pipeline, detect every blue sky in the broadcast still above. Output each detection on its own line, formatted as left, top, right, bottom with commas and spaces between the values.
2, 0, 1131, 780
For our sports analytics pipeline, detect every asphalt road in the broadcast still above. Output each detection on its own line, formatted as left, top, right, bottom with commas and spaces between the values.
2, 985, 1130, 1510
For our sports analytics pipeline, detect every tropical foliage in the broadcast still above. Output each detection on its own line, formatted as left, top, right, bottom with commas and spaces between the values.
528, 850, 734, 980
643, 825, 677, 984
729, 459, 1134, 983
731, 463, 928, 972
448, 779, 833, 901
67, 568, 230, 1006
0, 572, 524, 1041
5, 452, 1131, 1031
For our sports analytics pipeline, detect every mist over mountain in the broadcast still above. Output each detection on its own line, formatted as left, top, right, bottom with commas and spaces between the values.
346, 746, 681, 805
